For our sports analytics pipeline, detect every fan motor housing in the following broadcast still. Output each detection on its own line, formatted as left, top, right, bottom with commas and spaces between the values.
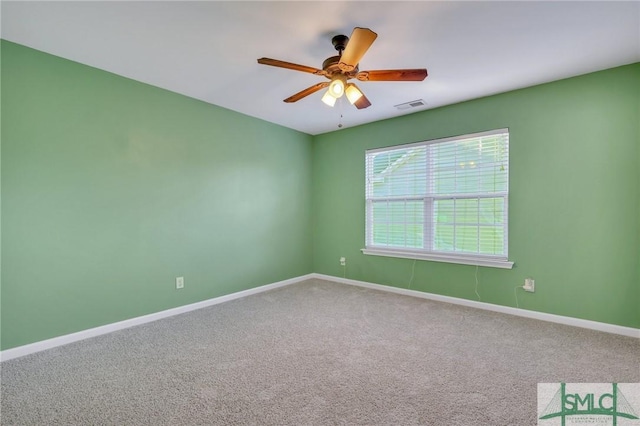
322, 55, 358, 79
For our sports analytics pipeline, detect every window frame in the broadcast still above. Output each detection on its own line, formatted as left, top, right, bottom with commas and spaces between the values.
362, 129, 514, 269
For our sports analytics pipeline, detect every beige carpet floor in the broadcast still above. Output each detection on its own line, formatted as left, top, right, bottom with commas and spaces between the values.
1, 279, 638, 425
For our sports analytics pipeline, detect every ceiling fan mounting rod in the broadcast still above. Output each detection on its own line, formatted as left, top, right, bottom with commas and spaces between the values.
331, 34, 349, 56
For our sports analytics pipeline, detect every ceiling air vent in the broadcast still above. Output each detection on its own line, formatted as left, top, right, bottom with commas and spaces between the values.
394, 99, 426, 110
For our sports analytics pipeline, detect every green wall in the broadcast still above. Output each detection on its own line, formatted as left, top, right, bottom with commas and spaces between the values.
313, 63, 640, 329
2, 40, 638, 352
1, 41, 313, 350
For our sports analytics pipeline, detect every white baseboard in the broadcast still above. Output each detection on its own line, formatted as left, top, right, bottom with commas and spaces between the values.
0, 274, 314, 362
3, 272, 637, 362
310, 273, 640, 339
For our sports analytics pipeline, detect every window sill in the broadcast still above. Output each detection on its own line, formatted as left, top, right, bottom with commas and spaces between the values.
361, 248, 514, 269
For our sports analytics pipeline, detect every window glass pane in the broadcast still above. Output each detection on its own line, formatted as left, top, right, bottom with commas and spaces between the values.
479, 198, 504, 224
434, 198, 504, 254
435, 199, 454, 223
371, 201, 424, 248
454, 199, 479, 225
370, 148, 427, 197
479, 226, 505, 255
434, 224, 454, 251
405, 223, 424, 248
431, 135, 508, 195
455, 225, 479, 253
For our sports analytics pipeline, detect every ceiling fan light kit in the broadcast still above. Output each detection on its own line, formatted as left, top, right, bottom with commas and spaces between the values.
345, 83, 364, 104
257, 27, 428, 110
328, 76, 346, 98
321, 90, 337, 107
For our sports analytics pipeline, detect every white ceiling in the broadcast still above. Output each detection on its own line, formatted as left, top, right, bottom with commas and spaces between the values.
2, 1, 639, 135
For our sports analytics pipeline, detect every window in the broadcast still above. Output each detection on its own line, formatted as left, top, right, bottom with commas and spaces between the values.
363, 129, 513, 269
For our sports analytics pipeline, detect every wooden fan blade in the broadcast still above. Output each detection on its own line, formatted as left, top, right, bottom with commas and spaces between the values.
258, 58, 326, 76
352, 85, 372, 109
284, 82, 329, 103
356, 69, 428, 82
354, 95, 371, 109
338, 28, 378, 72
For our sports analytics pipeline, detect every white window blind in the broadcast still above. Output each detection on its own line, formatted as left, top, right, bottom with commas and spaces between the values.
363, 129, 513, 269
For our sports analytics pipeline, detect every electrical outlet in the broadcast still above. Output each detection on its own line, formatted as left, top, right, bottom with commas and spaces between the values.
340, 257, 346, 266
523, 278, 535, 292
176, 276, 184, 289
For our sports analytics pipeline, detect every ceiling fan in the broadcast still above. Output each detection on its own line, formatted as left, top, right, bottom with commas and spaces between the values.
257, 27, 428, 109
